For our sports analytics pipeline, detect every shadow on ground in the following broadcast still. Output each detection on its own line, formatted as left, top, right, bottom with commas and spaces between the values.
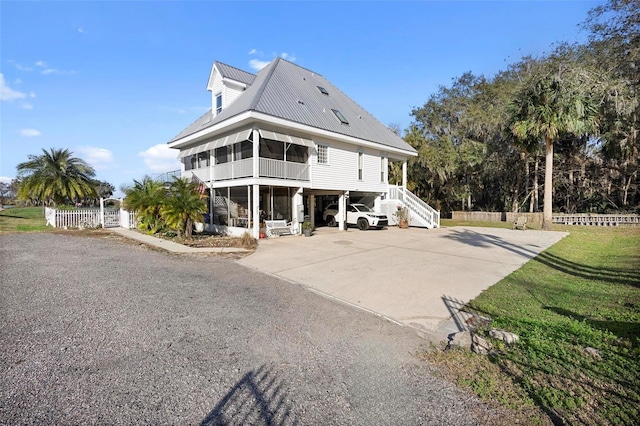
442, 295, 492, 333
201, 364, 298, 426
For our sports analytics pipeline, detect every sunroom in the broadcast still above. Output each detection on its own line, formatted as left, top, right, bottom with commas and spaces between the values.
179, 128, 313, 183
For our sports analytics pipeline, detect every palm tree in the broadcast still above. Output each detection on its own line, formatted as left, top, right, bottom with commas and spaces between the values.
160, 177, 207, 238
510, 67, 599, 229
17, 148, 97, 206
122, 176, 166, 234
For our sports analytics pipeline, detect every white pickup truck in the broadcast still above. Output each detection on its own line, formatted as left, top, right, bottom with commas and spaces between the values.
322, 203, 388, 230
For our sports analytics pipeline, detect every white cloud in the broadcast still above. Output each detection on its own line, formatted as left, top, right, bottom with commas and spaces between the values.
0, 176, 14, 185
20, 128, 41, 137
76, 146, 114, 170
248, 51, 296, 71
41, 68, 76, 76
21, 102, 34, 110
8, 60, 32, 72
139, 144, 180, 173
78, 27, 85, 33
35, 61, 47, 68
1, 73, 28, 101
249, 59, 270, 71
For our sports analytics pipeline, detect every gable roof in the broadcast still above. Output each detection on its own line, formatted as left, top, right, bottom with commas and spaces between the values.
170, 58, 415, 154
213, 61, 255, 86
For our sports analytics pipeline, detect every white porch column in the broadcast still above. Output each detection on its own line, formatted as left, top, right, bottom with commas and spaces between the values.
309, 194, 315, 228
402, 160, 407, 190
338, 192, 346, 231
252, 184, 260, 238
293, 188, 304, 234
209, 149, 214, 231
252, 128, 261, 238
252, 128, 260, 178
374, 194, 382, 211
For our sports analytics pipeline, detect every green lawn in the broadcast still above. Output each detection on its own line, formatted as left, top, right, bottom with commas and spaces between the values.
0, 207, 49, 233
424, 224, 640, 425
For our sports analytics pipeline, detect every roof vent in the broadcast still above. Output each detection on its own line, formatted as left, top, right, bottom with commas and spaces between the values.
302, 77, 306, 81
358, 115, 362, 119
297, 99, 305, 105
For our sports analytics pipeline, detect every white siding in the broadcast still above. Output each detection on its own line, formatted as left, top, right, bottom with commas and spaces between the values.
210, 72, 245, 113
311, 138, 387, 193
224, 82, 245, 107
210, 71, 223, 114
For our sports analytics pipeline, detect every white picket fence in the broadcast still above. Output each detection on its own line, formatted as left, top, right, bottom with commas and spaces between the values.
45, 207, 137, 229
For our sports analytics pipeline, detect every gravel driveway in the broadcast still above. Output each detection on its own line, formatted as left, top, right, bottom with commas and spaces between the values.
1, 233, 501, 425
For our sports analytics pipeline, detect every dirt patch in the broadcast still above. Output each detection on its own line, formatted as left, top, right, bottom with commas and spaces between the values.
161, 233, 258, 250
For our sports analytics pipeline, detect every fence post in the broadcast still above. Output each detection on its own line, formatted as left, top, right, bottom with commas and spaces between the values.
100, 198, 105, 228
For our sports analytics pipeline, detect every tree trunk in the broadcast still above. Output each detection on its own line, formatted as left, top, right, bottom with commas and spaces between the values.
542, 137, 554, 230
185, 218, 192, 239
534, 157, 539, 212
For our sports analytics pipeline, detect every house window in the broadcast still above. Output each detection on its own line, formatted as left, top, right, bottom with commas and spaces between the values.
196, 151, 209, 168
380, 156, 385, 182
331, 109, 349, 125
317, 144, 328, 164
184, 155, 195, 171
259, 139, 285, 161
358, 151, 363, 180
215, 92, 222, 115
287, 144, 308, 164
317, 86, 329, 96
215, 146, 231, 164
234, 140, 253, 161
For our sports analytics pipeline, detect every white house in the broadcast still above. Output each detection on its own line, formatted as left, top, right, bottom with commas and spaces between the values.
167, 58, 439, 237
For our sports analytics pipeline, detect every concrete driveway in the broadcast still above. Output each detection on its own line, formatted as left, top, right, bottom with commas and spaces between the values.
239, 226, 568, 339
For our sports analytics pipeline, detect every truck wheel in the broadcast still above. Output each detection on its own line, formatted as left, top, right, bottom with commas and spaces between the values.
357, 218, 369, 230
327, 216, 336, 227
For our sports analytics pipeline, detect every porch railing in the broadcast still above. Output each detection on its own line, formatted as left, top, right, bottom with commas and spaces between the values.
183, 158, 310, 182
389, 185, 440, 228
214, 158, 253, 181
259, 158, 309, 180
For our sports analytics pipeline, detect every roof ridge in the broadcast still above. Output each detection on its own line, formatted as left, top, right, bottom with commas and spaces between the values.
213, 60, 256, 77
276, 57, 323, 77
248, 57, 281, 111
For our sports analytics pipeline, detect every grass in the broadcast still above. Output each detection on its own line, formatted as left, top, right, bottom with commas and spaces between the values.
0, 207, 48, 233
423, 222, 640, 425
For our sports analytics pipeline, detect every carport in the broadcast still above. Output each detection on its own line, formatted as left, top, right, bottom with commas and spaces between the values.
303, 189, 384, 229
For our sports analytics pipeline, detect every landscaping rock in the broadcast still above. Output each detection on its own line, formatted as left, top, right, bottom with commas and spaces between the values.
584, 346, 601, 359
447, 330, 472, 350
489, 328, 519, 345
471, 334, 492, 355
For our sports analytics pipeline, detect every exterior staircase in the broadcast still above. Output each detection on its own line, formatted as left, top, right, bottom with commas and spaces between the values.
384, 185, 440, 229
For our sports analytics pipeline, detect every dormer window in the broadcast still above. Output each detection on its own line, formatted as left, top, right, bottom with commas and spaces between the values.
331, 109, 349, 125
317, 86, 329, 96
215, 92, 222, 115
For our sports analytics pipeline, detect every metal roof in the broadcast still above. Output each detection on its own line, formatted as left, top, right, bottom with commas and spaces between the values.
213, 61, 255, 86
169, 58, 416, 154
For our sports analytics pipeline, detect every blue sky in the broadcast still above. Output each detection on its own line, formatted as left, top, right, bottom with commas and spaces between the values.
1, 0, 601, 196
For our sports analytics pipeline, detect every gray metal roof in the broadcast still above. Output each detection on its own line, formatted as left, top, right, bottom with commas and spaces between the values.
170, 58, 416, 154
213, 61, 255, 86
